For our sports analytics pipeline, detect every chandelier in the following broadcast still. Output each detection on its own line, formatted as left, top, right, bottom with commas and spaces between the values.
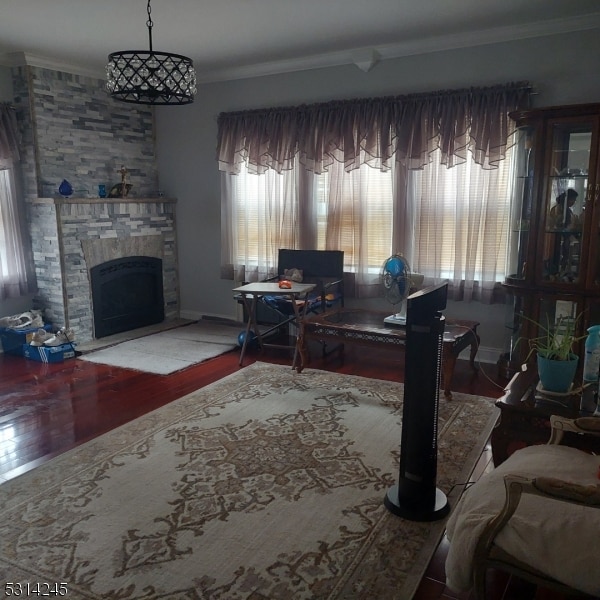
106, 0, 196, 105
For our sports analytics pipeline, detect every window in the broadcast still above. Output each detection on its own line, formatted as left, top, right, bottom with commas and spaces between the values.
218, 83, 529, 300
0, 168, 13, 276
227, 143, 514, 297
0, 160, 33, 299
410, 147, 514, 283
316, 162, 394, 274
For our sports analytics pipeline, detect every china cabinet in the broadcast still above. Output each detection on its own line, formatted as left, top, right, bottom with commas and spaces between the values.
500, 104, 600, 376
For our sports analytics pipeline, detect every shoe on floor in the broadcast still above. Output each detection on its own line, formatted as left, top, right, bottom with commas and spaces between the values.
0, 310, 44, 330
43, 327, 75, 347
30, 328, 54, 346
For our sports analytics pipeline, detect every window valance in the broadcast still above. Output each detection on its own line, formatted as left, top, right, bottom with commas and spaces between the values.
217, 82, 531, 175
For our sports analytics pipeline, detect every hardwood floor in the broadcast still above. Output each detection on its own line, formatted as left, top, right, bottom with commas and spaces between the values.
0, 340, 582, 599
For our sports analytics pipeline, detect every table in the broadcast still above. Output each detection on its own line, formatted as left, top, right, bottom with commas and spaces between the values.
233, 282, 316, 366
491, 367, 600, 465
297, 308, 480, 398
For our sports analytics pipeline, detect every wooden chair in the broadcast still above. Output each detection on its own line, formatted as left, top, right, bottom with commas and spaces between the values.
445, 415, 600, 599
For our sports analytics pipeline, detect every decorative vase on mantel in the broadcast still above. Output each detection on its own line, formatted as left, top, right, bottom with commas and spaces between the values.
58, 179, 73, 197
537, 353, 579, 394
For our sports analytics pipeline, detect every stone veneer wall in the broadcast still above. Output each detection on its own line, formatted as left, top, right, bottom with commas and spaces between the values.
30, 198, 178, 342
9, 62, 180, 340
11, 65, 158, 199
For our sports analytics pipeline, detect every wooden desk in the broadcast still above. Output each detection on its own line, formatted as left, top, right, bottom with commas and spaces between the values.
233, 282, 316, 366
491, 368, 600, 465
297, 308, 480, 399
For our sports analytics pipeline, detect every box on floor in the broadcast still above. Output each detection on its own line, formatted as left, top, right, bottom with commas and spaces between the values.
23, 342, 77, 363
0, 325, 52, 356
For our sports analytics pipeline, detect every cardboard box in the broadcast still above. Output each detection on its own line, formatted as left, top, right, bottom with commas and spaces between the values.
0, 325, 52, 356
23, 342, 77, 363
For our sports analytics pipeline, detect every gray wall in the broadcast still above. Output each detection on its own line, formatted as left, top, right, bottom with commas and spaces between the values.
154, 29, 600, 362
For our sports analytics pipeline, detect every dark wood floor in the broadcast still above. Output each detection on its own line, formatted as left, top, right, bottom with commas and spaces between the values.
0, 339, 582, 599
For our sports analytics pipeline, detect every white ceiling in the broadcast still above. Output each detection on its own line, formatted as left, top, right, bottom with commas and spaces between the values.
1, 0, 599, 83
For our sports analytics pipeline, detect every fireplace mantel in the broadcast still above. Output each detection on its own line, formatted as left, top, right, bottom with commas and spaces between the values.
29, 196, 179, 342
32, 196, 177, 205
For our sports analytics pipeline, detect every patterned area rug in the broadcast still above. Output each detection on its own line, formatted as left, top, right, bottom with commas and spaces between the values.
79, 321, 239, 374
0, 362, 498, 599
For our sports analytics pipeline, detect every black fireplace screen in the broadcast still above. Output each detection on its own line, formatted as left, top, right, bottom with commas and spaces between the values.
91, 256, 164, 338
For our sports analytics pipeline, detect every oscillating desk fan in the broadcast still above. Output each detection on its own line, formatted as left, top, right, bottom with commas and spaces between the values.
381, 254, 412, 325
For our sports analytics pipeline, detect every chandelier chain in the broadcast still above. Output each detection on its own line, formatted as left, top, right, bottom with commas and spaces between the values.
146, 0, 153, 30
146, 0, 154, 51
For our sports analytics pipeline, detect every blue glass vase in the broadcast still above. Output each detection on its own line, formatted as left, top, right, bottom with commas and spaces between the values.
58, 179, 73, 197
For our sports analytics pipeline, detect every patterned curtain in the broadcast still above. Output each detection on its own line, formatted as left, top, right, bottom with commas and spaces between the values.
216, 82, 531, 175
0, 103, 35, 300
217, 83, 532, 298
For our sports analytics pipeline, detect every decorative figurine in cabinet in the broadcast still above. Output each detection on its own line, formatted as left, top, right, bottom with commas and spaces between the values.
501, 104, 600, 376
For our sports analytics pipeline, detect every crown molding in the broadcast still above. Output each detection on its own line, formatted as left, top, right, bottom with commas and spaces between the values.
196, 12, 600, 83
0, 52, 105, 79
1, 12, 599, 84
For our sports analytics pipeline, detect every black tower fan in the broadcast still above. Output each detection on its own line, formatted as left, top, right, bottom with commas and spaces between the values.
384, 282, 449, 521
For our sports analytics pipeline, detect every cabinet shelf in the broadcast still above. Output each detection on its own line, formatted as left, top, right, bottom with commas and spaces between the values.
548, 174, 588, 179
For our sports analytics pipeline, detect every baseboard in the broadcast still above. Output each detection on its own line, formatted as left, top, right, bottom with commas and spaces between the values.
179, 309, 203, 321
458, 344, 499, 365
180, 309, 243, 326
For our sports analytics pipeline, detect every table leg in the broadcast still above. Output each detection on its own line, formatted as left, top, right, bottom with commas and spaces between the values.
238, 294, 258, 366
443, 346, 457, 400
296, 324, 307, 372
469, 331, 480, 371
292, 296, 310, 371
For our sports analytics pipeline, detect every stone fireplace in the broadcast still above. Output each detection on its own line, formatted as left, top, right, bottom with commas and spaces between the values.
8, 60, 180, 343
29, 196, 179, 343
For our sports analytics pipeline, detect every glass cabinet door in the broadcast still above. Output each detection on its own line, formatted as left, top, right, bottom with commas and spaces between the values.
506, 126, 535, 282
540, 120, 593, 286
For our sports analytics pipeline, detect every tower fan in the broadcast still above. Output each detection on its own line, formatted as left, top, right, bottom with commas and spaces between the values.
384, 282, 449, 521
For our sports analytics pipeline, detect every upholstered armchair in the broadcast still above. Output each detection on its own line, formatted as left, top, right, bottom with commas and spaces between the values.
445, 414, 600, 599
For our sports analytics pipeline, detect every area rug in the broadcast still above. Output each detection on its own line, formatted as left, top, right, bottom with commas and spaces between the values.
0, 362, 498, 599
79, 321, 240, 374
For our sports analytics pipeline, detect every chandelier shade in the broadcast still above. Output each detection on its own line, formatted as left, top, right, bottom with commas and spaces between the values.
105, 1, 197, 106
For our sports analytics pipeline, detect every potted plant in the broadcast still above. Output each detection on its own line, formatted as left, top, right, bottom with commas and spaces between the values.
518, 313, 586, 394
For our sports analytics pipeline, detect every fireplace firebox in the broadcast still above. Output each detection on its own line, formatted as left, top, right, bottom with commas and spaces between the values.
91, 256, 164, 338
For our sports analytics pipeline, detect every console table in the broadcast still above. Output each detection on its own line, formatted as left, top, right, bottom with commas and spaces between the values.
297, 308, 480, 399
491, 367, 600, 465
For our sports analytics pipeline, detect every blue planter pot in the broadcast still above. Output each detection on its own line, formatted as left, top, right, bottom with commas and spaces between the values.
537, 353, 579, 393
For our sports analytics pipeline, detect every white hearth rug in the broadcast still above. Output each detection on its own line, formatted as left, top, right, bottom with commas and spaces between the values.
79, 321, 239, 374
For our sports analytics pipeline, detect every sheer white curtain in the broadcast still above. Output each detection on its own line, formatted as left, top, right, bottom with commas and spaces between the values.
222, 149, 515, 301
0, 104, 34, 300
407, 147, 515, 302
0, 158, 33, 299
318, 160, 394, 297
221, 159, 310, 282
